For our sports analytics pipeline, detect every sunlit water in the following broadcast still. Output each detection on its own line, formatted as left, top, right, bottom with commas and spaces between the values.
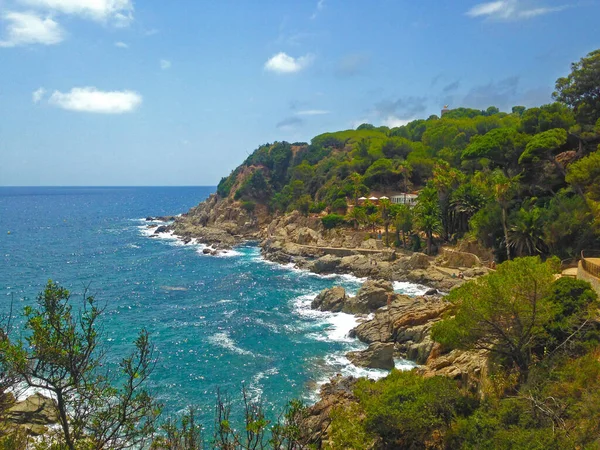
0, 187, 426, 427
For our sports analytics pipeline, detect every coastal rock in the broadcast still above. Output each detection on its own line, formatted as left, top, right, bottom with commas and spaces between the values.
154, 225, 169, 234
301, 375, 363, 447
343, 279, 394, 314
311, 287, 347, 312
438, 248, 482, 269
309, 254, 342, 274
202, 248, 211, 254
360, 238, 383, 250
347, 342, 395, 370
350, 295, 451, 363
296, 227, 320, 246
406, 252, 431, 270
7, 393, 59, 436
419, 345, 488, 393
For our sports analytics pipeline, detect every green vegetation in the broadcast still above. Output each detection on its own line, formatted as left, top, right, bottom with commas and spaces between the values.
216, 49, 600, 260
0, 282, 312, 449
326, 257, 600, 449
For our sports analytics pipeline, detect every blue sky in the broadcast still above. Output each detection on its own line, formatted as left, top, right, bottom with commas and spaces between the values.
0, 0, 598, 186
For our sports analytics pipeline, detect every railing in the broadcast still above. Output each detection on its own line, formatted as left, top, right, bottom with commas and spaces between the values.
560, 257, 579, 271
581, 250, 600, 279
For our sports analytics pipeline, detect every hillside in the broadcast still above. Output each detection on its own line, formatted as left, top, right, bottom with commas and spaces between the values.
191, 49, 600, 263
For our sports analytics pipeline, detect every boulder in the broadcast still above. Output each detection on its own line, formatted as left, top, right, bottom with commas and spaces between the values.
7, 393, 59, 436
347, 342, 395, 370
202, 248, 211, 254
360, 238, 382, 250
296, 227, 320, 245
438, 248, 482, 269
343, 279, 394, 314
406, 252, 430, 270
424, 288, 439, 296
154, 225, 169, 234
309, 255, 342, 274
311, 287, 347, 312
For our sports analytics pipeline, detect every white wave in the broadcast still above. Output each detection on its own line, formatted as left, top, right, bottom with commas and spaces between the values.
253, 317, 281, 334
216, 299, 234, 304
208, 331, 253, 356
291, 293, 358, 343
9, 382, 57, 402
214, 248, 243, 258
247, 367, 280, 400
257, 255, 366, 287
393, 281, 430, 296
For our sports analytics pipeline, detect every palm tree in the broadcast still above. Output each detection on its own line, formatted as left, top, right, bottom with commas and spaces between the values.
492, 171, 519, 261
508, 207, 548, 256
449, 183, 486, 235
367, 213, 381, 233
414, 187, 442, 255
379, 198, 392, 246
346, 207, 367, 230
393, 204, 413, 248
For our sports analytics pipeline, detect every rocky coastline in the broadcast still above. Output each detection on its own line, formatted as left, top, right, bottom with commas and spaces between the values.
157, 195, 491, 446
9, 196, 492, 444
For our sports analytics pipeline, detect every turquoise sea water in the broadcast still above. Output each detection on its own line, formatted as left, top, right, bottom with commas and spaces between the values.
0, 186, 425, 426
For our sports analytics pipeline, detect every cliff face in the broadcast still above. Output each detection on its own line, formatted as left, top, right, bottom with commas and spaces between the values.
169, 192, 270, 249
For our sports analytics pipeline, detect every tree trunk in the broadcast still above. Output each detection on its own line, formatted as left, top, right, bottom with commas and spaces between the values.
426, 231, 433, 255
502, 206, 511, 261
56, 390, 75, 450
385, 224, 389, 247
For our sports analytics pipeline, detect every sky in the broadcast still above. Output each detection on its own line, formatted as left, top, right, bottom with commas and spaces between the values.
0, 0, 599, 186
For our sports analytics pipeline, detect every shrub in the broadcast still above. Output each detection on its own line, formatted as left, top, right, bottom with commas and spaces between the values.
351, 370, 477, 448
240, 200, 256, 213
321, 214, 345, 230
309, 202, 326, 214
331, 198, 348, 214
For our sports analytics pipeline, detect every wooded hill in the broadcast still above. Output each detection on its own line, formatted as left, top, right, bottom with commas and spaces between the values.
217, 49, 600, 261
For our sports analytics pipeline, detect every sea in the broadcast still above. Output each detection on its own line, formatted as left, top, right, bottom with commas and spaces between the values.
0, 186, 427, 428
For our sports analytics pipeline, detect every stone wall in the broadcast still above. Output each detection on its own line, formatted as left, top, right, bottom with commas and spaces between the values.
577, 261, 600, 296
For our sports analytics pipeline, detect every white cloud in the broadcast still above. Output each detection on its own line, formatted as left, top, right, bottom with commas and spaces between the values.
48, 87, 142, 114
466, 0, 566, 20
32, 87, 46, 103
264, 52, 313, 74
311, 0, 325, 19
20, 0, 134, 26
382, 116, 412, 128
114, 41, 128, 48
297, 109, 330, 116
0, 11, 65, 47
160, 59, 171, 70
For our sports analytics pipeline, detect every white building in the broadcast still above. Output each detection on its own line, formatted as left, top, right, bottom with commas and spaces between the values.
390, 193, 418, 206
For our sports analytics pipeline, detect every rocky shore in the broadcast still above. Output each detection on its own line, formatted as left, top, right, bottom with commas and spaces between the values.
162, 200, 491, 291
144, 196, 492, 446
300, 279, 488, 446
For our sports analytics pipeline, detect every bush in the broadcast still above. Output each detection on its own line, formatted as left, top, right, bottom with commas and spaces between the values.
309, 202, 326, 214
331, 198, 348, 214
351, 370, 477, 448
321, 214, 346, 229
240, 200, 256, 213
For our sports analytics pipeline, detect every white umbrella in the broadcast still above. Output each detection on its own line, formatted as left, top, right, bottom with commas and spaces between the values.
379, 196, 389, 199
368, 196, 378, 201
358, 197, 367, 200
